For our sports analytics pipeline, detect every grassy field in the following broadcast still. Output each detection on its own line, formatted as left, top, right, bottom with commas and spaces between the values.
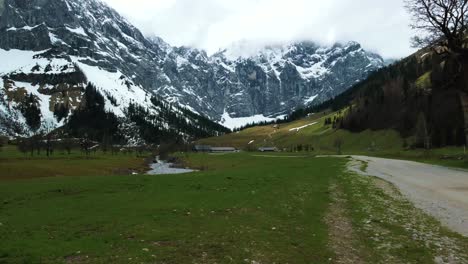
377, 147, 468, 169
0, 145, 150, 180
0, 153, 338, 263
198, 111, 468, 169
0, 152, 467, 263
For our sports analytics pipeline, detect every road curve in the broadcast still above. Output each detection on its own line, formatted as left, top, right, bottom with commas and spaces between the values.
347, 156, 468, 237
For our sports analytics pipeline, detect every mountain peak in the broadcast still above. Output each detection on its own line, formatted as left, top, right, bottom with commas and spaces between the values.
0, 0, 385, 135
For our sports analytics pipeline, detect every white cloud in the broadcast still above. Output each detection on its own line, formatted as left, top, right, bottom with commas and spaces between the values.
103, 0, 416, 58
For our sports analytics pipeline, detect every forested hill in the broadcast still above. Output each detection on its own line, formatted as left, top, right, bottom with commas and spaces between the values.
289, 47, 467, 148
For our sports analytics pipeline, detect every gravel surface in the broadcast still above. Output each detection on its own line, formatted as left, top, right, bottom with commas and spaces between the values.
348, 156, 468, 237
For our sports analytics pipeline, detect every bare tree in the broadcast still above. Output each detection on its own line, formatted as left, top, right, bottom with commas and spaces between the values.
405, 0, 467, 56
406, 0, 468, 143
62, 137, 74, 155
31, 132, 43, 156
17, 138, 29, 156
81, 134, 93, 157
42, 122, 55, 157
0, 136, 7, 151
333, 138, 344, 155
415, 112, 432, 149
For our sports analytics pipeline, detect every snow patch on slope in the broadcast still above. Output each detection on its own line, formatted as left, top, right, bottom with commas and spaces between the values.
0, 49, 76, 75
6, 24, 43, 31
220, 110, 282, 130
71, 59, 152, 116
0, 49, 44, 75
65, 26, 88, 37
13, 81, 63, 128
289, 122, 318, 132
304, 94, 318, 105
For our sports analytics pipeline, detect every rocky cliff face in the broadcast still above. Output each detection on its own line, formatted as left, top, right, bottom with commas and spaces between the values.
157, 41, 384, 126
0, 0, 167, 135
0, 0, 384, 134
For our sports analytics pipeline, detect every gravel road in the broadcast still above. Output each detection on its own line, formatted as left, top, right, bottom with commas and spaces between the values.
348, 156, 468, 237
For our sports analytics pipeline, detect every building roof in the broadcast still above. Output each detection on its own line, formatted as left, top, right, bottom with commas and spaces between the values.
194, 145, 212, 150
210, 147, 236, 151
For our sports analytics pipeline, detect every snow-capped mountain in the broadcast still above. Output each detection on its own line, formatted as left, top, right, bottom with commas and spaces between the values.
0, 0, 229, 139
0, 0, 384, 135
160, 41, 384, 129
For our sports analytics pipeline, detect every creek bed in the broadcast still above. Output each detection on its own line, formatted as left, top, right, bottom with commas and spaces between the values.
147, 157, 195, 175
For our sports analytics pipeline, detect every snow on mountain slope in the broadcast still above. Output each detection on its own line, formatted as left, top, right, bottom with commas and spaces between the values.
0, 0, 385, 135
0, 0, 168, 136
220, 110, 287, 130
155, 41, 385, 124
0, 0, 228, 138
0, 48, 154, 134
0, 46, 227, 138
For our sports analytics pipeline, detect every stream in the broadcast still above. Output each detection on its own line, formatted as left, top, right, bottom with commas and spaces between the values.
147, 157, 196, 175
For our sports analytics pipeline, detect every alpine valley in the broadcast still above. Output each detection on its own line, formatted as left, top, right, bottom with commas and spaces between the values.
0, 0, 385, 141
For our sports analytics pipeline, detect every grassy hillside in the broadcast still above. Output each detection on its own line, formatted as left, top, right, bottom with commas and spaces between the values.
280, 44, 467, 151
198, 110, 468, 168
199, 110, 403, 153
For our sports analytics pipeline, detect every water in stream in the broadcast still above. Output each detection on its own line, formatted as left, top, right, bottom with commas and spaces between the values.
147, 157, 195, 175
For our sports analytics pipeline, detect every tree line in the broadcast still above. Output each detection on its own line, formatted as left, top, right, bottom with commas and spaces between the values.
264, 0, 468, 149
14, 81, 231, 154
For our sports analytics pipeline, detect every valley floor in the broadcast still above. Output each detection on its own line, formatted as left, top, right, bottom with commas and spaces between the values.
0, 151, 467, 263
0, 145, 150, 180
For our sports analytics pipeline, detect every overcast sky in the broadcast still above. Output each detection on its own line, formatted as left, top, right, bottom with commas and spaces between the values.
102, 0, 416, 59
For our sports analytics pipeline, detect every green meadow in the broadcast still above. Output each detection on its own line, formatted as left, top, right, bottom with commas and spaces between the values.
0, 145, 150, 180
0, 152, 337, 263
0, 149, 467, 263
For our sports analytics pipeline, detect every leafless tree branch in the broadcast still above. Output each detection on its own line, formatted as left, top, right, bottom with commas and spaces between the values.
405, 0, 467, 56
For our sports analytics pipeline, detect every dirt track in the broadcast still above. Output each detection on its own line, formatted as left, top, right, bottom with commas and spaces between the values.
348, 156, 468, 237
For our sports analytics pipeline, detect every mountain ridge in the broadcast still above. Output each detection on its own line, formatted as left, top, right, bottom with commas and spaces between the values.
0, 0, 385, 136
157, 40, 385, 129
